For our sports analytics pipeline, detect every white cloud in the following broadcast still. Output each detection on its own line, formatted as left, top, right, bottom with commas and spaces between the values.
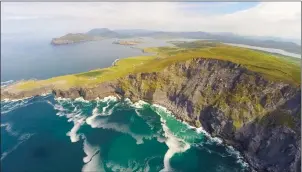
1, 2, 301, 39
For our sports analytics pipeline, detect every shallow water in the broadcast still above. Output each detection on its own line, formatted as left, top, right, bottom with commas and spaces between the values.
225, 43, 301, 58
1, 95, 248, 172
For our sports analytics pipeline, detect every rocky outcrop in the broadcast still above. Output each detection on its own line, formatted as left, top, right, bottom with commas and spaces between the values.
1, 58, 300, 172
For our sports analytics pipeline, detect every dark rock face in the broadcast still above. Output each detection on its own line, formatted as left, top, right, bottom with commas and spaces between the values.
235, 93, 301, 172
114, 58, 300, 172
199, 106, 235, 139
52, 82, 117, 100
2, 58, 300, 172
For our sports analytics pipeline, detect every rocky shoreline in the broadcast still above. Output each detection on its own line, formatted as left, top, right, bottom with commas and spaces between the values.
1, 58, 301, 172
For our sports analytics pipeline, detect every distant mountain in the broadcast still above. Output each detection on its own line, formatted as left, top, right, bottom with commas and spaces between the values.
131, 31, 300, 54
86, 28, 121, 38
244, 36, 301, 45
50, 28, 301, 54
113, 29, 156, 35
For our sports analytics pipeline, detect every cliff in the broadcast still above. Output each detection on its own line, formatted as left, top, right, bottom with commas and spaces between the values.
1, 42, 300, 172
7, 58, 298, 172
114, 58, 301, 172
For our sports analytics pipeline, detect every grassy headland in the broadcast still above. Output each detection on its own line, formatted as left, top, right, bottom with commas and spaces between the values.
3, 41, 301, 95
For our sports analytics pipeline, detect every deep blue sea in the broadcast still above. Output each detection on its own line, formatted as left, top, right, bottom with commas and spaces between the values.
1, 34, 249, 172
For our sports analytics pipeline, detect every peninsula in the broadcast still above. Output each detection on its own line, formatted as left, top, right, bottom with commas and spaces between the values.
51, 28, 121, 45
51, 33, 103, 45
2, 41, 301, 172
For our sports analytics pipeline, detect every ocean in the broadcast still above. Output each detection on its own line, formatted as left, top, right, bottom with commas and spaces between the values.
1, 95, 248, 172
1, 35, 250, 172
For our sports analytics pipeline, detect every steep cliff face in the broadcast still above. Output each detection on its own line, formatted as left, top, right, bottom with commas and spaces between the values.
2, 58, 300, 172
114, 58, 301, 172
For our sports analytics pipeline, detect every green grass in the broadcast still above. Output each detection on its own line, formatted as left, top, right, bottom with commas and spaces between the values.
7, 41, 301, 93
14, 55, 157, 91
171, 40, 222, 49
134, 44, 301, 85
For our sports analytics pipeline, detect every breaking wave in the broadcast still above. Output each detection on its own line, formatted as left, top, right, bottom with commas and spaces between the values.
1, 80, 14, 88
51, 95, 249, 171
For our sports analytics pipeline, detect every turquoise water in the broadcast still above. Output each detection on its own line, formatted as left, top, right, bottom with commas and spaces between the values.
1, 95, 248, 172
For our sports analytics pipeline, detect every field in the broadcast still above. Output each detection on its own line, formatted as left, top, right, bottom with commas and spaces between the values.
7, 41, 301, 93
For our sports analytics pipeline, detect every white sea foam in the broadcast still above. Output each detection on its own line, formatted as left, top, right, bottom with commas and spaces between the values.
160, 119, 190, 172
1, 133, 34, 161
106, 160, 142, 172
81, 136, 105, 172
100, 96, 117, 103
53, 96, 107, 171
102, 102, 111, 114
1, 80, 14, 84
54, 104, 66, 111
41, 92, 51, 97
54, 99, 87, 143
226, 145, 249, 168
55, 97, 71, 102
91, 96, 120, 118
86, 116, 148, 144
67, 118, 86, 142
151, 103, 249, 170
75, 97, 90, 103
131, 100, 148, 109
152, 104, 225, 143
1, 80, 14, 88
1, 98, 34, 114
1, 123, 19, 136
86, 97, 159, 144
2, 95, 34, 103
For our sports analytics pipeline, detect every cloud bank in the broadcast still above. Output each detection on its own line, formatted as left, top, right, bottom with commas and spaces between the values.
1, 2, 301, 39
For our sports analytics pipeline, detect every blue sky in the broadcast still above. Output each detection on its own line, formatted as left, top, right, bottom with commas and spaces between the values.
1, 2, 301, 39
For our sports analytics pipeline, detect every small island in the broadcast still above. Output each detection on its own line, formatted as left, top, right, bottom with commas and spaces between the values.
51, 33, 103, 45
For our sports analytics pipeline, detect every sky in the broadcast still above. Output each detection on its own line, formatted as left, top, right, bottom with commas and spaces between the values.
1, 2, 301, 40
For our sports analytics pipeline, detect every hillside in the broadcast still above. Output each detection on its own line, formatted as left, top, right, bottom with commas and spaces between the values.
86, 28, 122, 38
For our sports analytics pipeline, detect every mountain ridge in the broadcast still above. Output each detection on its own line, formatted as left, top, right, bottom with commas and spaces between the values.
50, 28, 301, 54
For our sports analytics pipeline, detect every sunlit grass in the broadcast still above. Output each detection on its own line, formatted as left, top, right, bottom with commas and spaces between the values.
11, 41, 301, 93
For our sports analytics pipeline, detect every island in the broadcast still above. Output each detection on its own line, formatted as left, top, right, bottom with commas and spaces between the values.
51, 28, 121, 45
51, 33, 103, 45
2, 41, 301, 172
112, 40, 143, 46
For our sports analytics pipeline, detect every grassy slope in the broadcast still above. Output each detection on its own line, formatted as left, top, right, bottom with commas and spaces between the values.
14, 56, 157, 92
9, 41, 301, 93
